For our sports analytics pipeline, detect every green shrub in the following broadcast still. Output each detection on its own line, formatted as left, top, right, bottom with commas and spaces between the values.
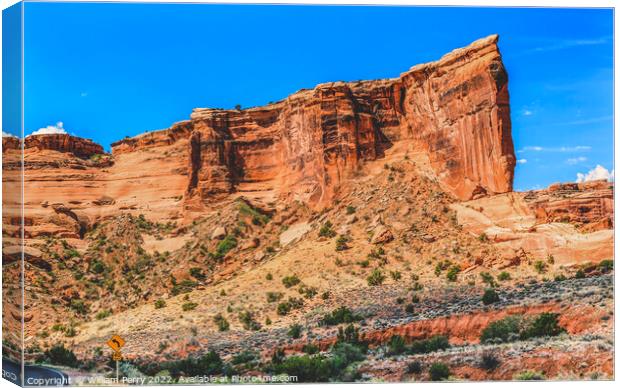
319, 221, 336, 238
89, 260, 106, 274
170, 279, 197, 296
266, 292, 284, 303
282, 275, 301, 288
266, 273, 273, 281
270, 340, 365, 382
335, 235, 349, 251
209, 235, 238, 261
480, 315, 522, 343
429, 362, 450, 381
40, 344, 79, 367
231, 350, 257, 365
480, 272, 497, 287
189, 267, 206, 280
598, 259, 613, 273
575, 269, 586, 279
482, 288, 500, 305
276, 297, 304, 316
182, 302, 198, 311
145, 350, 223, 379
346, 205, 356, 215
237, 200, 271, 225
95, 309, 112, 320
270, 354, 332, 382
302, 344, 319, 354
239, 310, 261, 331
515, 371, 545, 380
367, 247, 385, 260
497, 271, 511, 281
405, 304, 415, 314
336, 324, 364, 346
277, 302, 291, 316
213, 313, 230, 331
534, 260, 547, 274
554, 274, 567, 282
288, 324, 303, 339
69, 299, 89, 315
409, 335, 450, 354
519, 313, 565, 340
480, 313, 564, 344
319, 307, 362, 326
298, 285, 318, 299
367, 269, 385, 286
480, 351, 500, 370
446, 265, 460, 282
390, 271, 402, 281
407, 361, 422, 374
154, 299, 166, 309
386, 335, 406, 356
478, 233, 488, 242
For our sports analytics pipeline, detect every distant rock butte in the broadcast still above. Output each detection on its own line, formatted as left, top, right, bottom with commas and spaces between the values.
108, 34, 514, 207
3, 134, 104, 158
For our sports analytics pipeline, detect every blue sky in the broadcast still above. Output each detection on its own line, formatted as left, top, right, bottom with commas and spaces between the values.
3, 3, 614, 191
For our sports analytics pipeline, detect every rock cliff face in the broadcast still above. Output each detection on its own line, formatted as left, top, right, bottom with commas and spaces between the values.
24, 134, 104, 158
111, 34, 515, 207
524, 180, 614, 231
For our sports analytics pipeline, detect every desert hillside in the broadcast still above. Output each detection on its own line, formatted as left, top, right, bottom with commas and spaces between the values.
2, 34, 613, 382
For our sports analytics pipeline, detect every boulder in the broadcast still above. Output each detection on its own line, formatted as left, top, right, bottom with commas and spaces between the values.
371, 225, 394, 244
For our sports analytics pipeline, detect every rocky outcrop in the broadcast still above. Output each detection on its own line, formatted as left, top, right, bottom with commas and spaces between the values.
452, 181, 614, 266
24, 134, 104, 158
1, 136, 20, 152
524, 180, 614, 231
111, 34, 515, 207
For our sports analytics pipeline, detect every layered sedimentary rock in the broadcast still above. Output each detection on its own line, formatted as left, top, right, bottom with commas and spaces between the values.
524, 180, 614, 231
5, 35, 517, 242
111, 34, 515, 207
452, 181, 614, 266
19, 134, 103, 158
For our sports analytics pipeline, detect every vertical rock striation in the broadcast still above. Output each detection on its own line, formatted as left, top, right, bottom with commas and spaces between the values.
144, 34, 515, 207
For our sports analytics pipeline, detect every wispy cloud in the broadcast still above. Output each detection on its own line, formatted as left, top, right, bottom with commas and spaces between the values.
2, 131, 17, 138
28, 122, 68, 137
566, 156, 587, 165
576, 165, 614, 183
525, 36, 610, 54
518, 145, 591, 153
516, 158, 527, 164
80, 92, 88, 97
522, 110, 533, 116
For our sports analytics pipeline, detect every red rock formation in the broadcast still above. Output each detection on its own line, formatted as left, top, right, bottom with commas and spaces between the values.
24, 134, 104, 158
111, 34, 515, 207
525, 180, 614, 231
1, 136, 20, 152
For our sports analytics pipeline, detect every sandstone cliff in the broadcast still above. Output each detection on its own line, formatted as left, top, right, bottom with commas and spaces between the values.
110, 34, 515, 207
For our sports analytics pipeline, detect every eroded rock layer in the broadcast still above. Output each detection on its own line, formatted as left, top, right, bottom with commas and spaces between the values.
110, 34, 515, 207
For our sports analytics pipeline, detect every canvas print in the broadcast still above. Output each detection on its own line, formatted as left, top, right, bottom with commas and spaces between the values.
1, 1, 614, 385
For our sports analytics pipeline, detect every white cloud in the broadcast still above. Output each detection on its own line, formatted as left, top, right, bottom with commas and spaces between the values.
2, 131, 17, 138
517, 159, 527, 164
566, 156, 588, 165
80, 92, 88, 97
523, 110, 533, 116
528, 36, 610, 54
28, 122, 68, 137
576, 165, 614, 183
518, 145, 591, 153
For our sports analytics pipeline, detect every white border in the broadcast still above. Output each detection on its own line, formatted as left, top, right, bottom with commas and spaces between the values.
0, 1, 616, 387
